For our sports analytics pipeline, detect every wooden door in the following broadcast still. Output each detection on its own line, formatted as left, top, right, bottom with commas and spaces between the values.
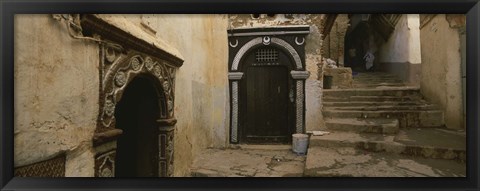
242, 64, 290, 143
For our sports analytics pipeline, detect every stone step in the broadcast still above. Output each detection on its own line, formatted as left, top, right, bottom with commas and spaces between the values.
352, 83, 406, 88
323, 101, 425, 107
323, 96, 419, 102
353, 82, 404, 86
325, 118, 399, 134
323, 104, 440, 111
304, 146, 466, 177
322, 87, 420, 97
353, 73, 397, 77
322, 110, 444, 128
308, 129, 466, 162
352, 78, 402, 82
353, 79, 403, 83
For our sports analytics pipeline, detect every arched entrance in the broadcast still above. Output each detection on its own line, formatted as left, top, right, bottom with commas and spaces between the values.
227, 26, 310, 144
82, 15, 183, 178
114, 74, 163, 177
239, 47, 295, 143
91, 51, 179, 178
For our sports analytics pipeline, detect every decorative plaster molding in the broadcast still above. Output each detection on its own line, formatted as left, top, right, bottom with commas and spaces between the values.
295, 37, 305, 45
228, 72, 244, 80
231, 81, 239, 143
291, 71, 310, 79
271, 38, 303, 69
296, 80, 304, 133
231, 37, 303, 71
97, 46, 177, 132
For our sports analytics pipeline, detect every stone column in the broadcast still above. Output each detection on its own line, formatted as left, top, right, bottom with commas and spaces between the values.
228, 72, 243, 143
93, 129, 122, 177
157, 118, 176, 177
291, 71, 310, 134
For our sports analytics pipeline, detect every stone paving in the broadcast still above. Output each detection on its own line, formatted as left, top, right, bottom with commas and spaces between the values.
190, 143, 465, 177
304, 147, 466, 177
190, 145, 305, 177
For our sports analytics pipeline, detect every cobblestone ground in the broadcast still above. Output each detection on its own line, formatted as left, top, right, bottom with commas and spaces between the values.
190, 145, 305, 177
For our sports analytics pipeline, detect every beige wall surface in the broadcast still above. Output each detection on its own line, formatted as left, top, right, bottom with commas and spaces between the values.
379, 14, 421, 64
420, 14, 465, 129
14, 14, 230, 177
137, 14, 230, 176
14, 15, 100, 176
378, 14, 421, 85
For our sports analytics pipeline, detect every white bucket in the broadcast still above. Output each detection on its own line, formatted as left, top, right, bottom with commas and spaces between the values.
292, 133, 309, 155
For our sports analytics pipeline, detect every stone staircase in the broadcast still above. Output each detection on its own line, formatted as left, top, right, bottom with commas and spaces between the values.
304, 72, 466, 177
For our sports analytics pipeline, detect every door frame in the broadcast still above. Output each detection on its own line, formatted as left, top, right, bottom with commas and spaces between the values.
227, 26, 310, 144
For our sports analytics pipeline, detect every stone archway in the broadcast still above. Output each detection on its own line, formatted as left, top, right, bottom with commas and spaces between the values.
93, 50, 178, 177
80, 14, 183, 177
227, 26, 310, 144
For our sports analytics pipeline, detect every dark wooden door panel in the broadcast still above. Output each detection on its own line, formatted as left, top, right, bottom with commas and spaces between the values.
244, 65, 289, 143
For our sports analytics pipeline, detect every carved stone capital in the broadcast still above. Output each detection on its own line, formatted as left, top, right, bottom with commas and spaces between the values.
93, 129, 123, 147
157, 118, 177, 126
228, 72, 244, 80
291, 71, 310, 79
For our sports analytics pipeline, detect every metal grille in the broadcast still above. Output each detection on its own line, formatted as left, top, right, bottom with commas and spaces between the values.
256, 48, 278, 62
15, 154, 66, 177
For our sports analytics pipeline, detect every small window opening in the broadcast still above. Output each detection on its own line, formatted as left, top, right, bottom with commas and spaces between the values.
256, 48, 278, 62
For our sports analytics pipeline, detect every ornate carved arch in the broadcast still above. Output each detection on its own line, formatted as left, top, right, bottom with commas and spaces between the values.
99, 49, 176, 131
81, 14, 183, 177
231, 37, 304, 71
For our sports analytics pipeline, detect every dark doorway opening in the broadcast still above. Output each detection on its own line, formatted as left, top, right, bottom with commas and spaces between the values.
239, 47, 294, 144
114, 74, 160, 177
344, 22, 371, 72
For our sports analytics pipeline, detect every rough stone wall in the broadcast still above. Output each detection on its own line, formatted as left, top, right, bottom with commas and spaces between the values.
14, 15, 99, 176
323, 68, 353, 89
420, 14, 465, 129
14, 14, 230, 177
321, 14, 349, 66
378, 14, 422, 85
108, 14, 230, 176
229, 14, 325, 132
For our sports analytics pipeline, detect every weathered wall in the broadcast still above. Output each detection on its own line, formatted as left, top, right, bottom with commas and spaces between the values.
378, 14, 422, 85
114, 14, 230, 176
420, 14, 465, 129
229, 14, 325, 132
14, 14, 230, 177
14, 15, 99, 176
321, 14, 349, 66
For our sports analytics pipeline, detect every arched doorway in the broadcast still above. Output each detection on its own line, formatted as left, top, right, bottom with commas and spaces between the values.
227, 27, 310, 144
239, 47, 295, 143
114, 74, 163, 177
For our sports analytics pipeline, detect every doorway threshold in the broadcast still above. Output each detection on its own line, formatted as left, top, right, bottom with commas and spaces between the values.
229, 144, 292, 150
